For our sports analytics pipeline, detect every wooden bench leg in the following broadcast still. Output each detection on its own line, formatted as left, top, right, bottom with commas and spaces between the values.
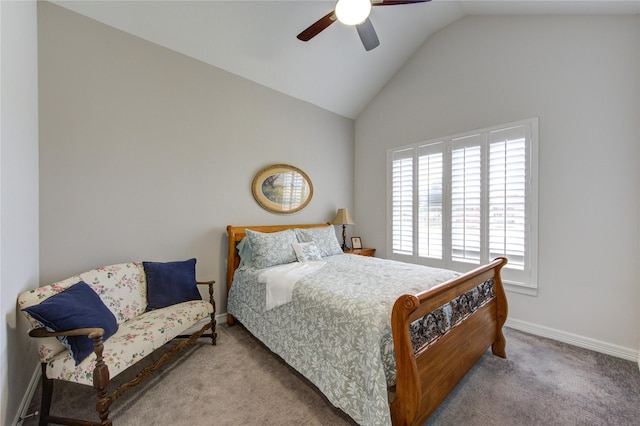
209, 313, 217, 345
39, 364, 53, 426
207, 283, 217, 345
92, 334, 112, 426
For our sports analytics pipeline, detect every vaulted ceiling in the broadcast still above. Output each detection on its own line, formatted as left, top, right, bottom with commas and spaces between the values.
51, 1, 639, 118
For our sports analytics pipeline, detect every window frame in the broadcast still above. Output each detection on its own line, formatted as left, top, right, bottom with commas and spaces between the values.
387, 118, 539, 295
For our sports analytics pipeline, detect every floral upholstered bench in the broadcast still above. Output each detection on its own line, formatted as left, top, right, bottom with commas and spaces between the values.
18, 259, 216, 426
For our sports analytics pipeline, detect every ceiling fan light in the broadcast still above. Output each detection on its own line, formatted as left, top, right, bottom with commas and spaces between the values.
335, 0, 371, 26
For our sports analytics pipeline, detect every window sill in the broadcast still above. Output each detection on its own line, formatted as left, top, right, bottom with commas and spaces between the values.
504, 280, 538, 296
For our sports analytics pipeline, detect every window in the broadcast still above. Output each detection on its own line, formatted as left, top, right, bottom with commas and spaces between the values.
388, 118, 538, 293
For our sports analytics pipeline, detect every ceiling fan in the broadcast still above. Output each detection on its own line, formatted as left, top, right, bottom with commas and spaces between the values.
297, 0, 431, 51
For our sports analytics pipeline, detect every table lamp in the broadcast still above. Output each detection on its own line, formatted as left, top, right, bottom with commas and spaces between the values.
332, 208, 355, 251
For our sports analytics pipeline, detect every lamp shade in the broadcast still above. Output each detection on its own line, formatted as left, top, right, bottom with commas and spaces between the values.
332, 208, 355, 225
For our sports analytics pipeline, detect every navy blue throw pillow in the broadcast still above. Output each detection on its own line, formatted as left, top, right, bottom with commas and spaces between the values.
143, 258, 201, 311
22, 281, 119, 365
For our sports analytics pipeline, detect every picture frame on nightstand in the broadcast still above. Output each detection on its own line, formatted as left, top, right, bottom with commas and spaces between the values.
351, 237, 362, 250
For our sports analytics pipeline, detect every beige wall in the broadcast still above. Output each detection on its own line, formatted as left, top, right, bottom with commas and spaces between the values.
38, 2, 354, 314
1, 1, 40, 424
355, 15, 640, 356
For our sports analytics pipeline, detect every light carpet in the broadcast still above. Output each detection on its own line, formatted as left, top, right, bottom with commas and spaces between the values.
23, 325, 640, 425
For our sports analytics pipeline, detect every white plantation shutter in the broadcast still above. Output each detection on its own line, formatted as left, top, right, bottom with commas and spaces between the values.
488, 126, 527, 269
388, 118, 538, 291
417, 144, 443, 259
391, 149, 414, 255
451, 136, 482, 264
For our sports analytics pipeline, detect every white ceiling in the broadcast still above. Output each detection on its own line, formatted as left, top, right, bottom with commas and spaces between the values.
52, 0, 640, 119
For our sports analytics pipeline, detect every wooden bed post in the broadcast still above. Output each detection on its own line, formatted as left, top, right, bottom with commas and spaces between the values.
390, 294, 421, 426
226, 225, 243, 326
491, 258, 509, 358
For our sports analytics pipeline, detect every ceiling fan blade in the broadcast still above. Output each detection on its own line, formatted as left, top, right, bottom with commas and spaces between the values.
356, 18, 380, 51
373, 0, 431, 6
297, 11, 337, 41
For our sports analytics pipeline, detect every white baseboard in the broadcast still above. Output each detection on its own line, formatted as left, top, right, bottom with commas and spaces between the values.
14, 364, 41, 426
506, 318, 639, 363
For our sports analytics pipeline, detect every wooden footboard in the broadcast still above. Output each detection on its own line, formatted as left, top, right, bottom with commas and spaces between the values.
390, 257, 508, 426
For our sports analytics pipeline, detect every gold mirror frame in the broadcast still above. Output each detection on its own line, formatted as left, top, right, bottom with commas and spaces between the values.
252, 164, 313, 214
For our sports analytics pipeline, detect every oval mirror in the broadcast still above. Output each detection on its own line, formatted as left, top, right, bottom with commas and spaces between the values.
252, 164, 313, 214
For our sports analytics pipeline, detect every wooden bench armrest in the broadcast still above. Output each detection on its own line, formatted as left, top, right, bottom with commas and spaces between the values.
197, 280, 216, 309
29, 326, 105, 340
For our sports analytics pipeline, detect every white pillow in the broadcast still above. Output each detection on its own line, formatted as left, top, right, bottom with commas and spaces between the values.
292, 242, 323, 262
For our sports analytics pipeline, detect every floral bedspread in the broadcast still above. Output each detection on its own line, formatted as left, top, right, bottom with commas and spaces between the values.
227, 254, 458, 426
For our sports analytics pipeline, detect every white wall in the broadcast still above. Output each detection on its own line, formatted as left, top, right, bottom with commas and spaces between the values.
355, 15, 640, 356
38, 2, 354, 313
0, 1, 41, 424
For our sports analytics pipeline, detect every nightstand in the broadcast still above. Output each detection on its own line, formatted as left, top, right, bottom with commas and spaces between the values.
344, 248, 376, 257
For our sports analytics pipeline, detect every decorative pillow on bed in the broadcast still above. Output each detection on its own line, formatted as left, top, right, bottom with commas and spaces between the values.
21, 281, 119, 366
236, 237, 254, 270
143, 258, 202, 311
292, 242, 323, 262
294, 226, 343, 257
245, 229, 298, 269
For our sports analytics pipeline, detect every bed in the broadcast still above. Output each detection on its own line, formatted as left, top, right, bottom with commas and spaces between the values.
226, 223, 508, 426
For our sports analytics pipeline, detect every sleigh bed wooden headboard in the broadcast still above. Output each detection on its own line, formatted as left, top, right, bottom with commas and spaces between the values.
225, 223, 329, 307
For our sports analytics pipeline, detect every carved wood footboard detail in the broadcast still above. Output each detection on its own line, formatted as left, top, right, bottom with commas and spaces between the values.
409, 278, 496, 353
390, 257, 508, 426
